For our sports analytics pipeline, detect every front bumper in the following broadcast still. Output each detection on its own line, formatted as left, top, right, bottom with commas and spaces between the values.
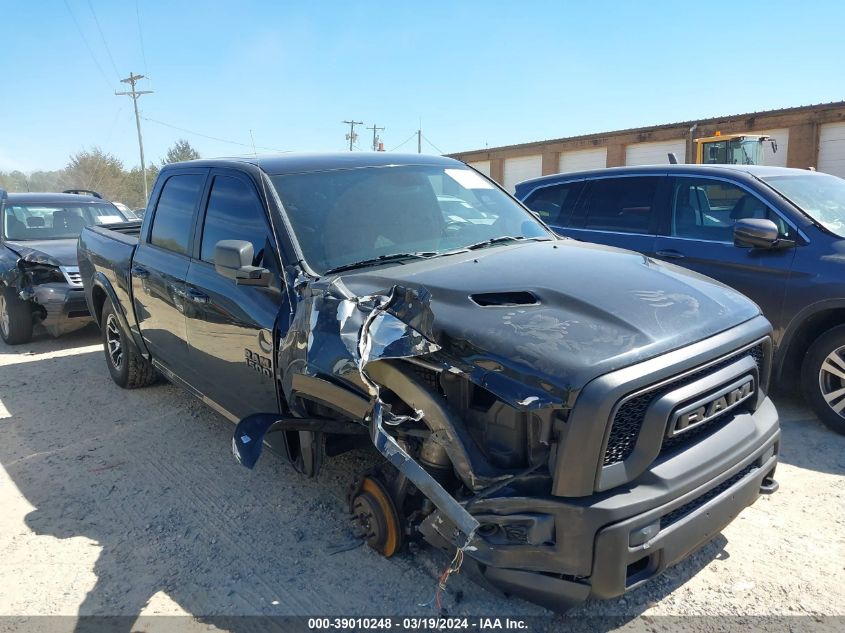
431, 397, 779, 613
31, 283, 93, 336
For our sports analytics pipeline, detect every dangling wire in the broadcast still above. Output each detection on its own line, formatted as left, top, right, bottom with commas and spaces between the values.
419, 542, 468, 610
435, 547, 465, 610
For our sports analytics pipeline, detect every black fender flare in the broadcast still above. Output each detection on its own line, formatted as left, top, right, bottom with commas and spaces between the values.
91, 271, 151, 358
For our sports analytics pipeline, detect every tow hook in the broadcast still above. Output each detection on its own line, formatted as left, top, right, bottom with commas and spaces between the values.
759, 476, 779, 495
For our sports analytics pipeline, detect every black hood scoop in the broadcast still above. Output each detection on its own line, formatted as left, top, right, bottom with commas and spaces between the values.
470, 291, 539, 307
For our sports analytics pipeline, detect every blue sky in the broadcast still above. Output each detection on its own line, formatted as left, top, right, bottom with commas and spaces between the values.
3, 0, 845, 172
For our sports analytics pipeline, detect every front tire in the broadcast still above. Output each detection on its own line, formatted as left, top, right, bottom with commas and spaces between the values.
101, 300, 157, 388
0, 286, 33, 345
802, 325, 845, 435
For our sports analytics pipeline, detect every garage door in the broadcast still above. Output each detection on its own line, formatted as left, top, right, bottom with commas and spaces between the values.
753, 128, 789, 167
503, 155, 542, 192
625, 140, 686, 166
559, 147, 607, 173
818, 123, 845, 178
468, 160, 491, 178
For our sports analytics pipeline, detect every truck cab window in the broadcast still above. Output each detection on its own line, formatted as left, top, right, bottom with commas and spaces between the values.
200, 175, 271, 265
150, 174, 205, 255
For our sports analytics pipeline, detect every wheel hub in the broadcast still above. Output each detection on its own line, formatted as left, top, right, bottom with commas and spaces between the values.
0, 294, 8, 338
105, 313, 123, 370
349, 476, 402, 557
818, 345, 845, 418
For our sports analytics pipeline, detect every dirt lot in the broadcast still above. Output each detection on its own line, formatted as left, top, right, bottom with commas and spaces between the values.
0, 326, 843, 630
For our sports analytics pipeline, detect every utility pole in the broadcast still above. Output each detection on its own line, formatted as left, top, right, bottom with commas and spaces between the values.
343, 120, 364, 151
116, 72, 153, 202
367, 124, 385, 151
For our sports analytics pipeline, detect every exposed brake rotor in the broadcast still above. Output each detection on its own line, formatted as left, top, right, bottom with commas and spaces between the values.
349, 475, 403, 557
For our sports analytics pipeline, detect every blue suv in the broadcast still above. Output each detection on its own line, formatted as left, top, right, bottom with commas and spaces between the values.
516, 164, 845, 435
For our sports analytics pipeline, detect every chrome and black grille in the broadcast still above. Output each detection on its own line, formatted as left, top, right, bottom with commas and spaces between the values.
660, 463, 757, 529
603, 342, 766, 467
60, 266, 83, 287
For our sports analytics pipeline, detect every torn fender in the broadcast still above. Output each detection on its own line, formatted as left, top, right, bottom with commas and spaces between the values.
234, 280, 479, 541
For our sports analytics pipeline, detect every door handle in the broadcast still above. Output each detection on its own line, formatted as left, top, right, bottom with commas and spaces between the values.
186, 287, 210, 304
131, 265, 149, 279
655, 249, 685, 259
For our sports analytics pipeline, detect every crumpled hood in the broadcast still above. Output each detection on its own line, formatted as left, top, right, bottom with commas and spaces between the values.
4, 239, 78, 267
332, 239, 761, 406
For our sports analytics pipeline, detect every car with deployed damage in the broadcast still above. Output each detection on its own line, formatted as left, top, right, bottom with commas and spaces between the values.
516, 164, 845, 435
0, 188, 132, 344
78, 153, 779, 612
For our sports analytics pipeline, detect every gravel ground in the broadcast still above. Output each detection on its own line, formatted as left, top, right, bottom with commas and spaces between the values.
0, 325, 843, 631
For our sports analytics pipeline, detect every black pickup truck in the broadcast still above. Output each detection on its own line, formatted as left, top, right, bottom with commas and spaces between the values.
78, 153, 780, 612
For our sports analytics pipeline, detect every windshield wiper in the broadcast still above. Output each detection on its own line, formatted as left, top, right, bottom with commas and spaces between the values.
464, 235, 552, 251
324, 252, 437, 275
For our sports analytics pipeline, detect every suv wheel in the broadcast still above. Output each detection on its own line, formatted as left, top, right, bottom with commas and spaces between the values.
802, 325, 845, 435
100, 299, 157, 388
0, 286, 33, 345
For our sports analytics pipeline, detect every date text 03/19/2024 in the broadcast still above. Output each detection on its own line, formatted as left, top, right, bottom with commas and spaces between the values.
307, 617, 529, 630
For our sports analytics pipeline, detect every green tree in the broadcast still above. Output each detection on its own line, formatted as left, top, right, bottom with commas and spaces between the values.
60, 148, 128, 202
162, 139, 200, 165
0, 170, 29, 191
124, 164, 160, 209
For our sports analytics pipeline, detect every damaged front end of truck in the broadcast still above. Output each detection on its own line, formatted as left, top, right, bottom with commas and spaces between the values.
233, 275, 573, 582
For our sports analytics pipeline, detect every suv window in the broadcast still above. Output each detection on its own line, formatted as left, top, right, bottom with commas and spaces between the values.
523, 182, 584, 225
581, 177, 659, 233
200, 175, 270, 264
150, 174, 205, 255
671, 177, 792, 241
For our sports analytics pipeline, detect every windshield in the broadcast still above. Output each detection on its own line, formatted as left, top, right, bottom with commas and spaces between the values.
762, 173, 845, 236
270, 164, 552, 274
2, 202, 127, 240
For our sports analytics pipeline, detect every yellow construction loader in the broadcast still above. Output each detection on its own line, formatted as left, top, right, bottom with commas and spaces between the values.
694, 132, 778, 165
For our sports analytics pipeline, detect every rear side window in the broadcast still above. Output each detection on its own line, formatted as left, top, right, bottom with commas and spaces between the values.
200, 175, 270, 264
523, 182, 584, 226
150, 174, 205, 255
581, 177, 660, 233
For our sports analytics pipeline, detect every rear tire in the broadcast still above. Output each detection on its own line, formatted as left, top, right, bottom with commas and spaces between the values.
101, 299, 157, 388
0, 285, 33, 345
801, 325, 845, 436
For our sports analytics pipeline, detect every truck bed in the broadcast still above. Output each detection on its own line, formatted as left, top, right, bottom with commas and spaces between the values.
77, 223, 141, 329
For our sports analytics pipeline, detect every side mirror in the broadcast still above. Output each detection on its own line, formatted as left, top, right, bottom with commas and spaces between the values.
733, 218, 780, 249
214, 239, 271, 286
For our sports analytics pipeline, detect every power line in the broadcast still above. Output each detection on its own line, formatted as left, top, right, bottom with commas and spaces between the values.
343, 120, 364, 151
62, 0, 113, 89
422, 133, 445, 155
84, 106, 130, 193
116, 72, 153, 202
140, 116, 289, 153
86, 0, 121, 80
389, 132, 418, 152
